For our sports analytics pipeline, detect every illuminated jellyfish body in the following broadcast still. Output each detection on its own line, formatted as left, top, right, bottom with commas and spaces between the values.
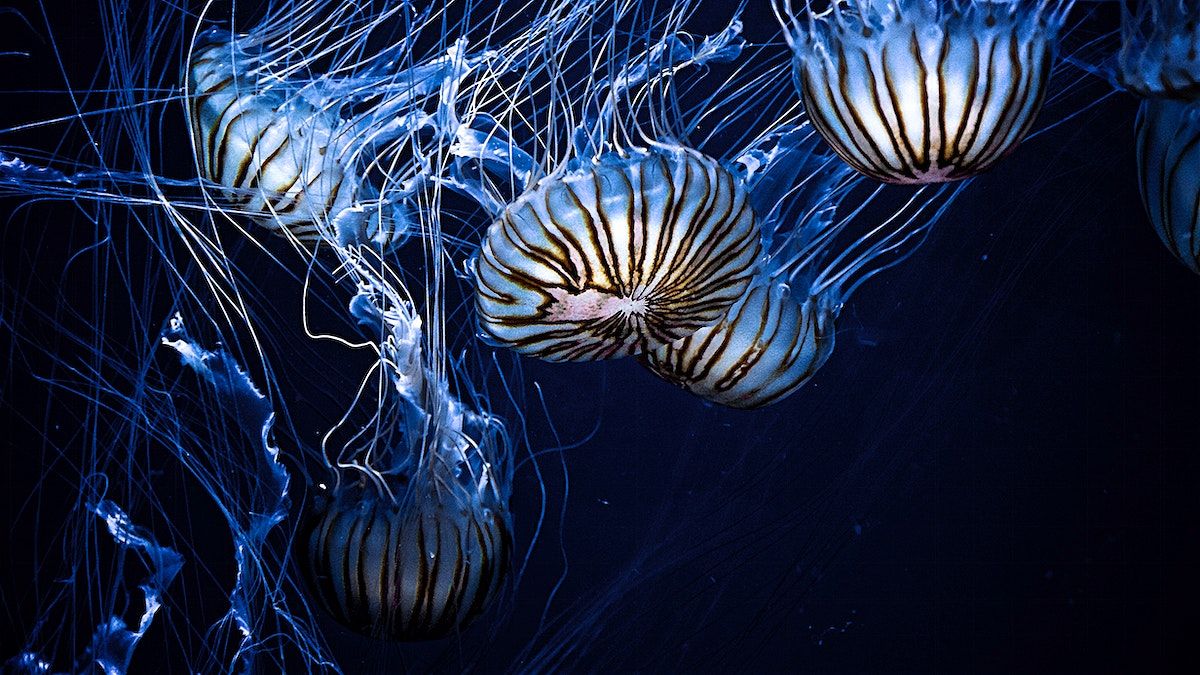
472, 18, 762, 361
642, 126, 959, 408
475, 148, 760, 360
641, 279, 838, 409
776, 0, 1072, 184
299, 277, 514, 641
1118, 1, 1200, 275
184, 2, 494, 250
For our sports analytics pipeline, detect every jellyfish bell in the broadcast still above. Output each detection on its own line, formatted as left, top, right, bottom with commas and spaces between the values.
467, 11, 762, 362
301, 481, 513, 642
1118, 1, 1200, 275
1133, 96, 1200, 276
185, 28, 408, 250
298, 406, 516, 644
640, 279, 837, 409
777, 0, 1071, 184
474, 146, 762, 362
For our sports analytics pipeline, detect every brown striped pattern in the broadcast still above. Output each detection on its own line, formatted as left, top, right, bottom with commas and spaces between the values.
186, 41, 392, 246
301, 497, 512, 641
1136, 97, 1200, 275
640, 281, 834, 409
475, 148, 762, 361
791, 9, 1054, 184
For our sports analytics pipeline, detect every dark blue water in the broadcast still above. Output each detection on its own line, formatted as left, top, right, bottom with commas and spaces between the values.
2, 1, 1198, 673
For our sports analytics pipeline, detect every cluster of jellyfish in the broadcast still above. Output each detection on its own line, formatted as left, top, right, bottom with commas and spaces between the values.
0, 0, 1195, 670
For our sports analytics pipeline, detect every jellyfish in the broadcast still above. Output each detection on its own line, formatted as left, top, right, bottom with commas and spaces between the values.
1118, 0, 1200, 275
184, 4, 428, 249
471, 13, 763, 361
640, 277, 839, 409
641, 125, 960, 408
183, 0, 583, 251
298, 270, 515, 641
775, 0, 1073, 184
474, 148, 761, 361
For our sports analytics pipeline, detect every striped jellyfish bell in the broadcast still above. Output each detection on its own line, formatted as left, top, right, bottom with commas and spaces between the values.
186, 31, 403, 249
640, 279, 836, 409
301, 491, 512, 641
1120, 1, 1200, 275
1136, 98, 1200, 274
778, 0, 1068, 184
474, 147, 763, 361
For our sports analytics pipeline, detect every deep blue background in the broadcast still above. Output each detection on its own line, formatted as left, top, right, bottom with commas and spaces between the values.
2, 1, 1199, 673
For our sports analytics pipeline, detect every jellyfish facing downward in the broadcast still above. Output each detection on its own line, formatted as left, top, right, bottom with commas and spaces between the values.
1119, 0, 1200, 275
300, 267, 514, 641
641, 126, 959, 408
471, 13, 763, 361
776, 0, 1072, 184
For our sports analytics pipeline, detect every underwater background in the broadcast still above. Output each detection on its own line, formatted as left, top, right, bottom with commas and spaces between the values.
2, 0, 1199, 672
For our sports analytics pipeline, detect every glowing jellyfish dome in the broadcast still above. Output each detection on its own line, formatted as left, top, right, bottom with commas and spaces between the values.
778, 0, 1072, 184
1118, 0, 1200, 275
475, 148, 761, 361
471, 13, 761, 361
182, 0, 539, 251
298, 278, 515, 642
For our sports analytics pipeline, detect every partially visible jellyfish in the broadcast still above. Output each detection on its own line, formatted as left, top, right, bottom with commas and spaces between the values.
641, 126, 959, 408
183, 0, 578, 251
1118, 0, 1200, 275
641, 280, 836, 408
776, 0, 1073, 184
1117, 0, 1200, 100
471, 13, 763, 361
299, 267, 514, 641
